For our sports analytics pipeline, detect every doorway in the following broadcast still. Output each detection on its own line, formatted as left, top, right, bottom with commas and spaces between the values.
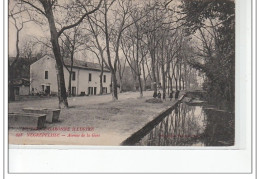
14, 87, 19, 95
88, 87, 93, 95
72, 87, 76, 96
94, 87, 97, 95
46, 86, 50, 95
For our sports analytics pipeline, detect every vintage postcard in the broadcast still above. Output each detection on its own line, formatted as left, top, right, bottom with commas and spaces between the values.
8, 0, 236, 147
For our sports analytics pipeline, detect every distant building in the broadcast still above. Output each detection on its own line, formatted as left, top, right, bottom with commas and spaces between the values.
8, 56, 38, 99
11, 78, 30, 96
30, 55, 111, 96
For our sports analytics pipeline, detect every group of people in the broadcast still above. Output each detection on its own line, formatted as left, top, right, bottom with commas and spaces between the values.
153, 90, 180, 101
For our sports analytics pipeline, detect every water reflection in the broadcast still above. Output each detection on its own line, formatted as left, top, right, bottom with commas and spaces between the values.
135, 102, 234, 146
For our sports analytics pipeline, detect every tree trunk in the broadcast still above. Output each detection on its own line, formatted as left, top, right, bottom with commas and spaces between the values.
156, 60, 160, 88
151, 50, 157, 94
174, 73, 178, 91
136, 30, 143, 97
104, 2, 119, 100
179, 63, 182, 91
182, 77, 185, 90
9, 28, 21, 101
68, 72, 72, 96
137, 73, 143, 98
68, 54, 74, 96
9, 69, 15, 101
161, 39, 166, 100
167, 77, 169, 95
99, 74, 103, 95
161, 63, 166, 100
9, 66, 16, 101
142, 58, 146, 91
130, 68, 137, 91
111, 72, 118, 100
119, 76, 123, 93
173, 62, 178, 91
169, 76, 173, 92
44, 4, 68, 108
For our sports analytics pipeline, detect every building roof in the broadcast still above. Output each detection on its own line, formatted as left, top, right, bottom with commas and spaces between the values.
10, 78, 30, 86
63, 58, 110, 72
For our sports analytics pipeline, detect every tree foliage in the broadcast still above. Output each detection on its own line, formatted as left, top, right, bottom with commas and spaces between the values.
181, 0, 235, 108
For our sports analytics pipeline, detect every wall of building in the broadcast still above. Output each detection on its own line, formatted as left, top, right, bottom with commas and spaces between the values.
19, 85, 30, 95
30, 55, 111, 96
30, 55, 58, 94
76, 70, 111, 94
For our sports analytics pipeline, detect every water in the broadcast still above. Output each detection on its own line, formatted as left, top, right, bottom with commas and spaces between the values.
135, 100, 235, 146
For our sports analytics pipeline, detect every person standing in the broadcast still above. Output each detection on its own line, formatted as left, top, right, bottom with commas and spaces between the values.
169, 91, 173, 101
158, 91, 161, 99
163, 92, 166, 101
175, 90, 180, 99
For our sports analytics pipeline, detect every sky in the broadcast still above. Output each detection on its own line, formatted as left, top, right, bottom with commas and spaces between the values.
8, 0, 182, 60
9, 20, 45, 56
8, 0, 99, 62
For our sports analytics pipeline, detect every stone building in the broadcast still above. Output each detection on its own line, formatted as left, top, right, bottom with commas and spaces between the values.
30, 55, 111, 96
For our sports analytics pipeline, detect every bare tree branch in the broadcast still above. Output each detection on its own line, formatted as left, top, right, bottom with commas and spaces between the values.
20, 0, 47, 17
57, 0, 103, 37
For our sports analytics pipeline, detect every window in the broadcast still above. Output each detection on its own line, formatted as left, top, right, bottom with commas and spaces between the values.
45, 71, 48, 79
89, 73, 92, 82
72, 71, 76, 81
103, 75, 106, 83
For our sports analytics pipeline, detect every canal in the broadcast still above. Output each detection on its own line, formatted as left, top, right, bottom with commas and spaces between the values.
124, 93, 235, 146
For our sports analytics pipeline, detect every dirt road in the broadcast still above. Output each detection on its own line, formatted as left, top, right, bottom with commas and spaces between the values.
9, 91, 179, 145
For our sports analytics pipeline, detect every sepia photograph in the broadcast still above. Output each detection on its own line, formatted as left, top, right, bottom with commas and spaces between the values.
8, 0, 235, 147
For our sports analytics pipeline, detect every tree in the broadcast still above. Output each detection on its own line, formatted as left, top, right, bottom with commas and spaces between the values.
180, 0, 235, 108
142, 6, 161, 96
60, 26, 85, 96
117, 57, 127, 93
140, 1, 180, 97
86, 14, 109, 95
88, 0, 149, 100
103, 0, 134, 100
9, 1, 31, 101
19, 0, 103, 108
121, 10, 148, 98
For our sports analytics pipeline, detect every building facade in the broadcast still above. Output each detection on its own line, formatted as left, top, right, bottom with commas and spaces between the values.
30, 55, 111, 96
